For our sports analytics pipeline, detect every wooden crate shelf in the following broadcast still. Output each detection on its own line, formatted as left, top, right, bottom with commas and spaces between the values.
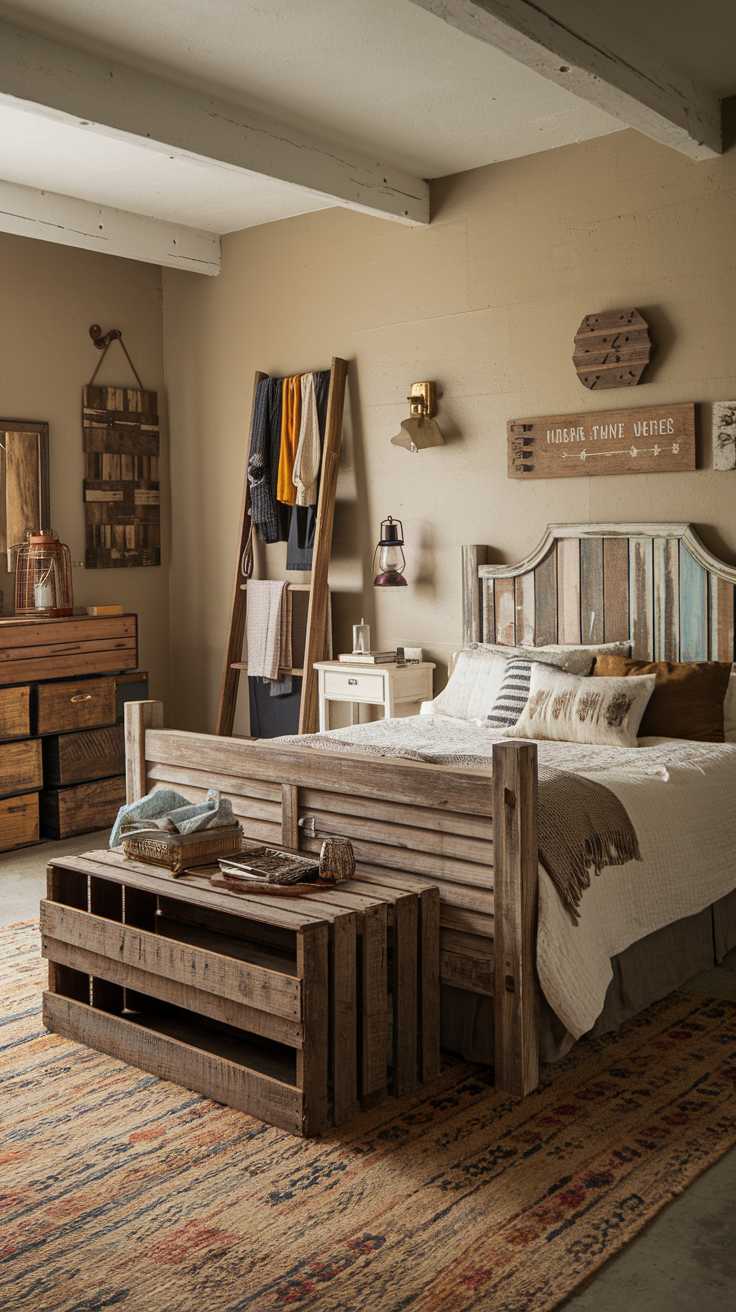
42, 850, 441, 1136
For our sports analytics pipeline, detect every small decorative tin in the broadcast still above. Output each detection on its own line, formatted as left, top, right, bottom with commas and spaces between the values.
319, 837, 356, 883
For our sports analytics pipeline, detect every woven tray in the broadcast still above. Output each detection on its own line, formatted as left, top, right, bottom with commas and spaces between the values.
121, 823, 243, 874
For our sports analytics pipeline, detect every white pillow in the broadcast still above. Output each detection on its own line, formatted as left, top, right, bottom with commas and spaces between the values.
430, 648, 509, 721
478, 640, 631, 676
503, 664, 656, 748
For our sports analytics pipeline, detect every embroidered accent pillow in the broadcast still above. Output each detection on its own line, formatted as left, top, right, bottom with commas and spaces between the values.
503, 664, 657, 747
487, 658, 533, 728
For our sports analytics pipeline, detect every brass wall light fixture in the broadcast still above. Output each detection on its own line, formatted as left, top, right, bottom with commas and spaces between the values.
391, 381, 445, 454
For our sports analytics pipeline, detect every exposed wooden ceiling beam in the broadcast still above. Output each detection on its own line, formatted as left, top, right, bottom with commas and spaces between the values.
411, 0, 722, 160
0, 18, 429, 226
0, 178, 221, 274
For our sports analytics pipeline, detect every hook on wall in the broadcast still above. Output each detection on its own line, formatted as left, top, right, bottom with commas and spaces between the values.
87, 323, 144, 389
89, 323, 122, 351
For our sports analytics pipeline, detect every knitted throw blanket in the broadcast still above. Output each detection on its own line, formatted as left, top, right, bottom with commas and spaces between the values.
537, 764, 641, 924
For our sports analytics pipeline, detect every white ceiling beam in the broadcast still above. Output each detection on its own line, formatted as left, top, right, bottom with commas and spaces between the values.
0, 19, 429, 226
411, 0, 722, 160
0, 178, 221, 274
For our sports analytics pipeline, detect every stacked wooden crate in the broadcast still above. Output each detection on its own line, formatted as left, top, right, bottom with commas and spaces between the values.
0, 685, 42, 848
42, 850, 441, 1136
0, 614, 146, 850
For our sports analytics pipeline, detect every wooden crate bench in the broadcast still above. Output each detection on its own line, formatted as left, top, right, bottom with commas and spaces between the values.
41, 850, 440, 1135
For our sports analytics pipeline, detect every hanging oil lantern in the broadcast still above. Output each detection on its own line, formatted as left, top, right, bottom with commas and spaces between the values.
372, 516, 407, 588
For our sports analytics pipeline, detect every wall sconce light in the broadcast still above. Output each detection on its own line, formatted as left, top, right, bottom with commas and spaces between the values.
373, 516, 408, 587
391, 381, 445, 454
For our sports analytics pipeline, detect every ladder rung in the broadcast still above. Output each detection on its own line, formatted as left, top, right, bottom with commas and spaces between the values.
230, 663, 304, 676
239, 582, 312, 591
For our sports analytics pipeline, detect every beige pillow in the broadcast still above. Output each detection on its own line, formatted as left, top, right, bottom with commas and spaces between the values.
503, 663, 656, 747
431, 641, 622, 721
477, 640, 631, 677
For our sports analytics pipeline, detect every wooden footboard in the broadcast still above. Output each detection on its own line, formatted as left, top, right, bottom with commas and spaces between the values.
124, 701, 541, 1097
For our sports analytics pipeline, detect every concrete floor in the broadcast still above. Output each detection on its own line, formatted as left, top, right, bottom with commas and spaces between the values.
2, 838, 736, 1309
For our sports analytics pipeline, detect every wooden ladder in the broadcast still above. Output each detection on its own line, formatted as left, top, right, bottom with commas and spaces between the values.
216, 357, 348, 738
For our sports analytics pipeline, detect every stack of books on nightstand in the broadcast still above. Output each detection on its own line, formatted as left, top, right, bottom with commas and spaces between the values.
338, 651, 398, 665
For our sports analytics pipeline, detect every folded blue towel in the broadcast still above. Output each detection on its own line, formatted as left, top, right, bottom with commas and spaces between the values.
110, 787, 236, 848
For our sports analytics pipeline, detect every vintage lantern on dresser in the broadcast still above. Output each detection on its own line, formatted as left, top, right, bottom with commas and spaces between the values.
14, 530, 74, 617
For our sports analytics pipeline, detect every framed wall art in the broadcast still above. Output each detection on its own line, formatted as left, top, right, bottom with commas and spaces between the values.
0, 419, 50, 570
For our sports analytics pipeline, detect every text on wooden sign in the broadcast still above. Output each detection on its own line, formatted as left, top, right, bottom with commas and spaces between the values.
508, 402, 695, 480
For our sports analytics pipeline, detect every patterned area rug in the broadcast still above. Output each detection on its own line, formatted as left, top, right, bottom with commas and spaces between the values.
2, 921, 736, 1312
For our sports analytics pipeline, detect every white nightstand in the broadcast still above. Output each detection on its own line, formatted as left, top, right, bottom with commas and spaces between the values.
315, 660, 435, 731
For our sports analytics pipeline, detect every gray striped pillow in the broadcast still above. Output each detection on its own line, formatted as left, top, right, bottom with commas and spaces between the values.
487, 658, 533, 728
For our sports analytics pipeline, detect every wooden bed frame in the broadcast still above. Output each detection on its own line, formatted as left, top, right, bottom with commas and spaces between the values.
125, 522, 736, 1100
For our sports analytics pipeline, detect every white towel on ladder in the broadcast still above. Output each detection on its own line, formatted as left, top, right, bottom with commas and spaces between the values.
245, 580, 289, 681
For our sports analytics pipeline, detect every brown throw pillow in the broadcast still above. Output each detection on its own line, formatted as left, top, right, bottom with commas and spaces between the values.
593, 656, 732, 742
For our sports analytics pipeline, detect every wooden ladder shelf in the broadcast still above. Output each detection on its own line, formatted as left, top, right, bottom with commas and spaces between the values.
216, 356, 348, 738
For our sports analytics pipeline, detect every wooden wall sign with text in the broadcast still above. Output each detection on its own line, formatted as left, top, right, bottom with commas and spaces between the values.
508, 402, 695, 480
573, 308, 652, 390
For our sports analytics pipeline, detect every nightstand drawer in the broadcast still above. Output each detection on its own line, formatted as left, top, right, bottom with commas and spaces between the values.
36, 678, 117, 736
323, 670, 385, 702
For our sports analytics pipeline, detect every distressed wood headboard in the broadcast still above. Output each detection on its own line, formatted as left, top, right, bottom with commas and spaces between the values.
463, 523, 736, 662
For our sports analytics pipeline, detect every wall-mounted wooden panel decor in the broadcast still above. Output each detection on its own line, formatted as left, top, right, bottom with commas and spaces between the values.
83, 385, 160, 568
508, 402, 695, 481
573, 308, 652, 390
0, 420, 50, 571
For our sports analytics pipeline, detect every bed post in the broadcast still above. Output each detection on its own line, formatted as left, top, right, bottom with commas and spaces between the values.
492, 739, 540, 1098
462, 545, 490, 645
124, 700, 164, 803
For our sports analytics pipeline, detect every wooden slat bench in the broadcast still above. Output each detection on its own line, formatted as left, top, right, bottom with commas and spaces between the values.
42, 849, 440, 1135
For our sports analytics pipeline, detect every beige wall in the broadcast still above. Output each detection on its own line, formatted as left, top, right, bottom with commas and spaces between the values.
0, 233, 169, 700
163, 128, 736, 732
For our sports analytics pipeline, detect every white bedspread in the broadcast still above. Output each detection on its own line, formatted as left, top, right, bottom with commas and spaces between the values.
277, 715, 736, 1039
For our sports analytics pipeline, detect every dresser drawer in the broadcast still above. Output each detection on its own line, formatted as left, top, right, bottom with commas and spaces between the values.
44, 725, 125, 786
0, 615, 137, 686
323, 670, 385, 702
0, 685, 31, 740
0, 739, 42, 797
40, 774, 126, 840
36, 678, 117, 736
0, 792, 39, 851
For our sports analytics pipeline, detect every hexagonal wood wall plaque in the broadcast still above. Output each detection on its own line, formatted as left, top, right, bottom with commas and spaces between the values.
573, 308, 652, 390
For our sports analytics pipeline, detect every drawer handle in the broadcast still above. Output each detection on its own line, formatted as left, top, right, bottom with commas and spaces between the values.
70, 693, 93, 704
347, 678, 358, 686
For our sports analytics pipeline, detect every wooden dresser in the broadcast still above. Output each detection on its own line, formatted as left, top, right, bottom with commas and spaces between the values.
0, 614, 147, 851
